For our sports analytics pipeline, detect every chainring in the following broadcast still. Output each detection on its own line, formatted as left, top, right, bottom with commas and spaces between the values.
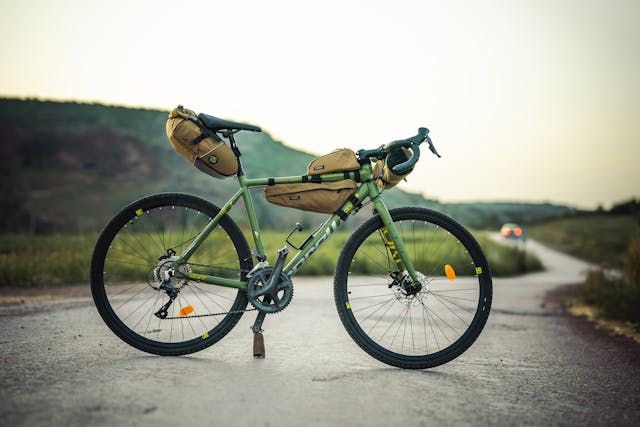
246, 268, 293, 314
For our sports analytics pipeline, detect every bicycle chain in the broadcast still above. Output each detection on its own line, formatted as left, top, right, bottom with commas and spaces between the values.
163, 307, 257, 320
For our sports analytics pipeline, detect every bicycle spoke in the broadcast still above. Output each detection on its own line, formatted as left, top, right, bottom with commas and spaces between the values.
339, 210, 491, 366
94, 194, 250, 350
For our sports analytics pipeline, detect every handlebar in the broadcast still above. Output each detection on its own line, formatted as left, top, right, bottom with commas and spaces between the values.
357, 127, 441, 176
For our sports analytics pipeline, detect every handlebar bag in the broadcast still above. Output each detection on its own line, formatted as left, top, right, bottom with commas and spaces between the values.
264, 180, 357, 214
307, 148, 360, 175
166, 106, 238, 179
373, 147, 414, 189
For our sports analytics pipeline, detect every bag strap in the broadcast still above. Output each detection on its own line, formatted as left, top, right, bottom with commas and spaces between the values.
191, 133, 208, 145
190, 120, 223, 145
335, 194, 361, 221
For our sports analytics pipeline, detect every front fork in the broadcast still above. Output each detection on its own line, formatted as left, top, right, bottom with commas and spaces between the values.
371, 197, 421, 292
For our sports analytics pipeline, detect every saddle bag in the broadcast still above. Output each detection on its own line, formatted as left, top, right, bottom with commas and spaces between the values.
373, 147, 414, 189
307, 148, 360, 175
166, 106, 238, 179
264, 180, 357, 214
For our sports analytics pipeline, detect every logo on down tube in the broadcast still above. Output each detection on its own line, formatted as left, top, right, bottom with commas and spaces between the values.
289, 220, 339, 274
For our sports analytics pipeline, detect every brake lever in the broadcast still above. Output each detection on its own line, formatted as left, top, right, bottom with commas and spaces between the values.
426, 136, 441, 158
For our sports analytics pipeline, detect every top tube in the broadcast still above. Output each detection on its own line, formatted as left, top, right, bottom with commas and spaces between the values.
243, 169, 372, 188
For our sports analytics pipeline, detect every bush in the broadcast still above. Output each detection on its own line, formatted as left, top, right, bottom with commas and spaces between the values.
579, 233, 640, 326
623, 233, 640, 288
479, 237, 543, 277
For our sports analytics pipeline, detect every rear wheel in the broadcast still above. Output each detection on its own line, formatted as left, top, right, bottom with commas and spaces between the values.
334, 207, 492, 369
90, 193, 252, 356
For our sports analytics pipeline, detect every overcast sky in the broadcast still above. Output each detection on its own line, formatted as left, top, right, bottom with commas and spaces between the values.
1, 0, 638, 208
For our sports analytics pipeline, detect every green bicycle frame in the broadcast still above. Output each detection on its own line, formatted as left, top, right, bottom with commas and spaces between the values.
170, 162, 418, 290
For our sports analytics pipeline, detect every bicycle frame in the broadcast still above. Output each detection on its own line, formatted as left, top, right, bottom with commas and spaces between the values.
170, 156, 418, 290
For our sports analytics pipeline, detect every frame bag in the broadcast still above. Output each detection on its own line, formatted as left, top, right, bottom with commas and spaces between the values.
166, 106, 238, 178
264, 180, 357, 214
264, 148, 360, 213
264, 148, 360, 214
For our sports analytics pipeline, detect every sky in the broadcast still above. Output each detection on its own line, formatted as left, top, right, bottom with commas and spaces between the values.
1, 0, 638, 209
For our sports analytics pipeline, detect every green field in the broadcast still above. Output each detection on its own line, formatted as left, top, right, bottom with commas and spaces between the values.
528, 214, 637, 268
529, 213, 640, 325
0, 230, 540, 288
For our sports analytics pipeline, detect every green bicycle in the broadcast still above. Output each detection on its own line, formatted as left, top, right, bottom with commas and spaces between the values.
90, 107, 492, 369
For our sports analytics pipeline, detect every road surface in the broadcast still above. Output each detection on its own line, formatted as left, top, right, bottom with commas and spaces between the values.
1, 240, 639, 426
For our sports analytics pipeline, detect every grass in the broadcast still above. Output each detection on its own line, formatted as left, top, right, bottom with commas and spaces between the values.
0, 234, 97, 287
0, 228, 542, 288
529, 213, 640, 328
477, 236, 542, 276
528, 214, 637, 268
580, 270, 640, 326
580, 231, 640, 327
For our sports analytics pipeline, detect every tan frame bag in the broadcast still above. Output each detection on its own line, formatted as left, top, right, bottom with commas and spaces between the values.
264, 180, 357, 214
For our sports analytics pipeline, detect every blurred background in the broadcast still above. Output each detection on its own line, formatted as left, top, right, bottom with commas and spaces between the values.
0, 0, 638, 317
1, 0, 638, 208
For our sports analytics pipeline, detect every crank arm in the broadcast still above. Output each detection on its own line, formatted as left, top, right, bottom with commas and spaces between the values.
260, 247, 290, 296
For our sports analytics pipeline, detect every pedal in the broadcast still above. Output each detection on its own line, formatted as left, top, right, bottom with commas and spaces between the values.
253, 332, 265, 358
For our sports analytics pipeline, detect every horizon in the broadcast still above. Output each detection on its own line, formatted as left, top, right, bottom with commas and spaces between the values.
1, 0, 638, 210
0, 94, 635, 211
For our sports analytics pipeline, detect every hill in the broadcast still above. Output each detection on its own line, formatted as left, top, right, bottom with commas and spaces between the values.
0, 98, 576, 232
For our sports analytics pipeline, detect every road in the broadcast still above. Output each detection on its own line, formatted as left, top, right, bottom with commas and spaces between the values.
1, 240, 639, 426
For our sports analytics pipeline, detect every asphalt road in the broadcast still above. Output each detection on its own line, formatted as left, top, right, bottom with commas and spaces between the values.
1, 240, 639, 426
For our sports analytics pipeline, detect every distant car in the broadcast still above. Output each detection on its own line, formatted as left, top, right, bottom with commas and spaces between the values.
501, 223, 526, 240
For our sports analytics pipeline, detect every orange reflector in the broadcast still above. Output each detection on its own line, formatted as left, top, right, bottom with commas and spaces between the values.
514, 228, 523, 237
178, 305, 194, 317
444, 264, 456, 281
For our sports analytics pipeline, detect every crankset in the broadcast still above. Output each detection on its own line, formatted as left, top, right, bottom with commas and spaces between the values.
246, 247, 293, 314
247, 269, 293, 313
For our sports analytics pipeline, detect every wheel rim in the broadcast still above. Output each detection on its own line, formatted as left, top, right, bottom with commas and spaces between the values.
97, 200, 246, 346
344, 217, 487, 358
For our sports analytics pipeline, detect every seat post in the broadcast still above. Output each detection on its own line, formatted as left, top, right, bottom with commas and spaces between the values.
227, 132, 245, 177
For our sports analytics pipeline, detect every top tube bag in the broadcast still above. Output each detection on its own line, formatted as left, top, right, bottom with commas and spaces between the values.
307, 148, 360, 175
165, 106, 238, 179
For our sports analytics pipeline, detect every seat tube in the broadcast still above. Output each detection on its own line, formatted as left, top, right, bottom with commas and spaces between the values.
371, 195, 419, 282
238, 175, 266, 257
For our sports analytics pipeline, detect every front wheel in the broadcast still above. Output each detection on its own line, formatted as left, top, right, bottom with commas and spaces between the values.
90, 193, 253, 356
334, 207, 492, 369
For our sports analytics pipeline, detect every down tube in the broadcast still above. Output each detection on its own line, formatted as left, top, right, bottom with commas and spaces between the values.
283, 182, 372, 275
284, 214, 344, 276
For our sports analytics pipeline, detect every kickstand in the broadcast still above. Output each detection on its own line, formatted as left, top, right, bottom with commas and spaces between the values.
253, 331, 265, 358
251, 302, 268, 358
